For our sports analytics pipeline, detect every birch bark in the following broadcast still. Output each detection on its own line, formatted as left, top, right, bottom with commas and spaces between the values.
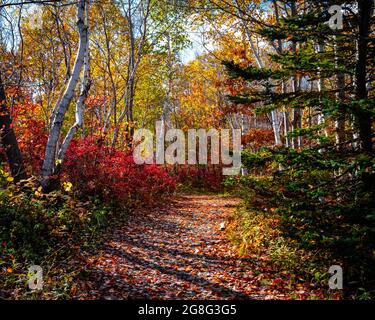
57, 1, 90, 163
41, 0, 89, 186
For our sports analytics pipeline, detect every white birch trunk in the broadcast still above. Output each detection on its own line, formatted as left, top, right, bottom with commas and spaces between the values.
237, 2, 282, 147
111, 0, 151, 148
41, 0, 89, 182
315, 43, 328, 136
58, 1, 90, 163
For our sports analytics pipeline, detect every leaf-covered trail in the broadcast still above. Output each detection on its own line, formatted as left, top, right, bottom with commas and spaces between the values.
75, 195, 316, 300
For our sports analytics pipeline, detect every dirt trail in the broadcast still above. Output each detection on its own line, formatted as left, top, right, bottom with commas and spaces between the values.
76, 195, 303, 300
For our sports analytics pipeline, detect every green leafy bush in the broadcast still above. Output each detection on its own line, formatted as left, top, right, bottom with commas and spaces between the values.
0, 168, 112, 299
226, 146, 375, 298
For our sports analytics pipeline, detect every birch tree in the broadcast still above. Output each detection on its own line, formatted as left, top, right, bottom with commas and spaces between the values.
111, 0, 151, 147
57, 0, 90, 163
41, 0, 90, 188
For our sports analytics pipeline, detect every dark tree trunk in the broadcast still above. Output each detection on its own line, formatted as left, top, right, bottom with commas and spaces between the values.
336, 72, 346, 150
0, 73, 27, 182
355, 0, 373, 153
354, 0, 374, 194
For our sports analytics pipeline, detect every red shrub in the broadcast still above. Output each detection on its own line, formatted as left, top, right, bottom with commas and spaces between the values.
17, 119, 48, 173
242, 128, 274, 151
64, 137, 176, 207
172, 164, 224, 191
10, 100, 48, 174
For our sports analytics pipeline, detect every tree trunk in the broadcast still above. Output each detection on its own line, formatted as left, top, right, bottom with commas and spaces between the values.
333, 35, 346, 149
236, 0, 282, 147
271, 110, 282, 146
111, 0, 150, 148
290, 2, 302, 149
354, 0, 374, 192
354, 0, 373, 153
314, 42, 329, 139
41, 0, 89, 189
57, 1, 90, 164
0, 73, 27, 182
335, 72, 346, 149
291, 69, 301, 149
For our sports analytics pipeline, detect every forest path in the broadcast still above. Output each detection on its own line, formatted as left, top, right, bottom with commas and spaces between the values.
75, 194, 306, 300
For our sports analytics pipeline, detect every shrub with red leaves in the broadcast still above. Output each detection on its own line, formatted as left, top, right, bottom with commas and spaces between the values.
172, 164, 224, 191
64, 137, 176, 207
4, 100, 48, 174
17, 119, 48, 173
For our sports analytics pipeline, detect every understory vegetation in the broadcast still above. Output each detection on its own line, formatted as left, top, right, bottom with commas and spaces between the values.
226, 146, 375, 299
0, 170, 111, 298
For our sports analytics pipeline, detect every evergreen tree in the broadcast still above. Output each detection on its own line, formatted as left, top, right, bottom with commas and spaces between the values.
223, 0, 375, 296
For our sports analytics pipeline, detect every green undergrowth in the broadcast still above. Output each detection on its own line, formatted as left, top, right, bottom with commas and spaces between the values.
228, 204, 329, 283
0, 170, 122, 299
226, 169, 375, 300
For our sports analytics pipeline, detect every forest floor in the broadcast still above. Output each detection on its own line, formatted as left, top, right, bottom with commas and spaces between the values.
73, 194, 326, 300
